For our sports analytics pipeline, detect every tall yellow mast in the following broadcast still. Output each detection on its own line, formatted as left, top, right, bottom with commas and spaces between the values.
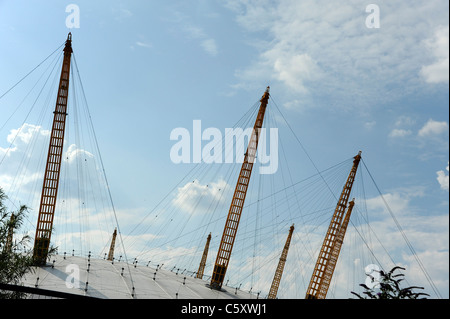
210, 87, 270, 289
196, 233, 212, 279
33, 33, 73, 264
305, 151, 361, 299
318, 198, 355, 296
268, 224, 295, 299
107, 228, 117, 261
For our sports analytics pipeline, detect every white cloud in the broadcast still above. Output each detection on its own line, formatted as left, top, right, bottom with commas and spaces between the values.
437, 162, 449, 191
0, 124, 50, 191
3, 123, 49, 152
224, 0, 449, 108
364, 121, 376, 130
395, 116, 415, 127
65, 144, 94, 164
136, 41, 152, 49
365, 191, 412, 217
172, 179, 228, 215
272, 53, 321, 93
355, 190, 448, 298
179, 19, 218, 56
418, 119, 449, 137
389, 116, 417, 138
421, 25, 449, 83
389, 128, 412, 138
200, 38, 218, 56
0, 123, 112, 231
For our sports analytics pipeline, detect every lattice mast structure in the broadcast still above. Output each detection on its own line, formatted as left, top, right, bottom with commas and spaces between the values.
305, 151, 361, 299
196, 233, 212, 279
33, 33, 73, 264
210, 87, 270, 289
107, 228, 117, 261
268, 224, 295, 299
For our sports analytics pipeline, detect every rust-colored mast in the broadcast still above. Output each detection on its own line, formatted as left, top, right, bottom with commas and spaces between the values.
268, 224, 295, 299
317, 198, 355, 297
305, 151, 361, 299
196, 232, 212, 279
33, 33, 73, 264
210, 87, 270, 289
107, 228, 117, 261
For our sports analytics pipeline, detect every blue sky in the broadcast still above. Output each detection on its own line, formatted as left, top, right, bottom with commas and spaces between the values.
0, 1, 448, 298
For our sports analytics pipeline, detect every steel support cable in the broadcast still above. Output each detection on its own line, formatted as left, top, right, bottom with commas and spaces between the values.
136, 101, 262, 272
123, 100, 260, 247
249, 165, 264, 291
70, 64, 114, 246
1, 54, 62, 217
214, 102, 259, 278
71, 54, 136, 298
182, 180, 228, 271
133, 103, 260, 263
270, 96, 341, 205
268, 97, 394, 296
1, 55, 63, 233
0, 54, 63, 168
125, 100, 260, 259
71, 64, 88, 256
152, 178, 213, 260
0, 48, 62, 136
275, 134, 351, 266
269, 96, 375, 297
361, 158, 442, 299
347, 207, 386, 266
240, 163, 348, 242
18, 56, 62, 211
131, 169, 219, 261
244, 107, 291, 293
0, 43, 65, 101
265, 107, 284, 245
70, 68, 96, 252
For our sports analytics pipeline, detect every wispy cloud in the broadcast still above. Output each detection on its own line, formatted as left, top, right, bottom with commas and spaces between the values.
172, 179, 228, 215
135, 41, 152, 49
200, 38, 218, 56
0, 123, 117, 255
112, 7, 133, 22
389, 116, 415, 138
421, 25, 449, 84
168, 11, 219, 57
224, 0, 449, 109
389, 128, 412, 138
418, 119, 449, 137
437, 162, 449, 191
183, 24, 218, 56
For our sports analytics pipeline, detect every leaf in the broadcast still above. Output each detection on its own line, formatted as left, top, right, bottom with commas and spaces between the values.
389, 266, 406, 275
359, 284, 371, 290
350, 291, 365, 299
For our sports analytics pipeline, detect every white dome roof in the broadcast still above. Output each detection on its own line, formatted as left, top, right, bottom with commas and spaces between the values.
21, 254, 258, 299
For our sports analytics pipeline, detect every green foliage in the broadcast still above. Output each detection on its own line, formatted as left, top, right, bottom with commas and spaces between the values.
351, 266, 430, 299
0, 188, 35, 299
